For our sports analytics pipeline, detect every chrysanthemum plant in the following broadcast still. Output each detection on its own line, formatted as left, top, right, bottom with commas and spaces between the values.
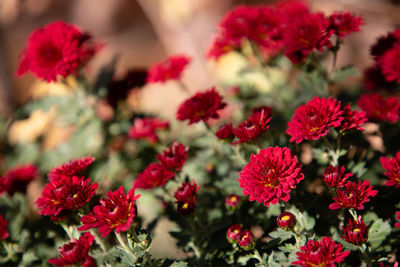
1, 1, 400, 266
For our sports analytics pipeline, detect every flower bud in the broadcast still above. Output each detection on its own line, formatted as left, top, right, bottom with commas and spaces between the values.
238, 229, 255, 250
225, 194, 241, 210
226, 224, 242, 243
277, 212, 296, 230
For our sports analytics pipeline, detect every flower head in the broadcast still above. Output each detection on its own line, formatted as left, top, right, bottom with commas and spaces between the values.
362, 65, 398, 91
287, 97, 343, 144
146, 55, 190, 83
48, 156, 95, 181
341, 216, 368, 245
380, 152, 400, 188
79, 187, 140, 237
339, 104, 367, 132
277, 211, 296, 230
176, 88, 226, 125
233, 106, 271, 144
48, 232, 95, 267
216, 123, 234, 140
238, 229, 255, 250
0, 215, 9, 240
395, 211, 400, 228
133, 163, 175, 190
323, 165, 353, 189
36, 176, 97, 217
156, 142, 189, 171
329, 12, 363, 38
238, 147, 304, 206
226, 224, 242, 243
2, 164, 38, 195
293, 237, 350, 266
380, 45, 400, 83
128, 117, 169, 143
174, 180, 200, 215
357, 93, 400, 123
329, 180, 378, 210
17, 21, 97, 82
225, 194, 241, 210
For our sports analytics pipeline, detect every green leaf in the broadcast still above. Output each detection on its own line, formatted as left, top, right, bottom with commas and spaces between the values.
269, 228, 293, 243
169, 261, 188, 267
368, 219, 391, 250
332, 66, 360, 82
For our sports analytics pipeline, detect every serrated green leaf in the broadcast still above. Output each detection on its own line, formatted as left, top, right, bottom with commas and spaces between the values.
269, 228, 293, 243
170, 261, 188, 267
332, 66, 360, 82
368, 219, 391, 250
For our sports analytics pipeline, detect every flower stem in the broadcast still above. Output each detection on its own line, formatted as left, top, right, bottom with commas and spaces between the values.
90, 229, 107, 252
359, 244, 373, 267
60, 223, 74, 240
115, 232, 137, 260
232, 145, 248, 166
349, 209, 358, 221
252, 248, 267, 267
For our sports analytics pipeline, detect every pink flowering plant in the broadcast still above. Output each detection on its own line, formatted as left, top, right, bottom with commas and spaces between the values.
1, 1, 400, 266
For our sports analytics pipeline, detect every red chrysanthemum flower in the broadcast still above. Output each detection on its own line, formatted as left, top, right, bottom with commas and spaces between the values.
176, 88, 226, 125
329, 11, 363, 38
323, 165, 353, 189
284, 12, 333, 63
146, 55, 190, 83
277, 211, 296, 230
380, 152, 400, 188
36, 175, 98, 217
357, 93, 400, 123
293, 236, 350, 267
274, 0, 310, 19
206, 36, 239, 59
128, 117, 169, 143
380, 45, 400, 83
363, 65, 398, 91
156, 141, 189, 171
238, 229, 255, 250
339, 104, 367, 132
329, 180, 378, 210
238, 147, 304, 206
0, 215, 9, 240
16, 21, 97, 82
370, 31, 400, 58
79, 187, 140, 237
216, 123, 235, 140
395, 211, 400, 228
48, 156, 95, 181
287, 97, 344, 144
174, 180, 200, 215
226, 224, 242, 243
225, 194, 241, 210
341, 216, 368, 245
48, 232, 95, 267
133, 163, 175, 190
2, 164, 38, 195
233, 106, 272, 144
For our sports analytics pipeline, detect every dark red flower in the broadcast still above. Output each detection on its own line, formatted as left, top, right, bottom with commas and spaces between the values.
329, 11, 363, 38
176, 88, 226, 125
357, 93, 400, 123
48, 232, 95, 267
0, 215, 9, 240
380, 152, 400, 188
287, 97, 343, 144
341, 216, 368, 245
3, 164, 38, 194
274, 0, 309, 19
0, 177, 6, 195
323, 165, 353, 189
363, 65, 398, 91
225, 194, 241, 210
156, 141, 189, 171
146, 55, 190, 83
293, 236, 350, 266
133, 163, 175, 190
216, 123, 234, 140
284, 12, 332, 63
370, 31, 399, 58
395, 211, 400, 228
238, 229, 255, 250
380, 45, 400, 83
226, 224, 242, 243
16, 21, 97, 82
329, 180, 378, 210
277, 211, 296, 230
128, 117, 169, 143
48, 156, 95, 181
206, 36, 239, 59
174, 180, 200, 215
339, 104, 367, 132
36, 176, 98, 217
79, 187, 140, 237
238, 147, 304, 206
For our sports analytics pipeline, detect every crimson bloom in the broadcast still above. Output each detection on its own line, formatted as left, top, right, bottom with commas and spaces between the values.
0, 215, 9, 240
128, 117, 169, 143
395, 211, 400, 228
329, 11, 363, 38
339, 104, 367, 132
36, 175, 98, 217
48, 156, 95, 181
380, 45, 400, 83
341, 216, 368, 245
238, 147, 304, 206
79, 187, 140, 237
380, 152, 400, 188
238, 229, 255, 250
16, 21, 97, 82
329, 180, 378, 210
216, 123, 234, 140
174, 180, 200, 215
293, 237, 350, 266
287, 97, 343, 144
357, 93, 400, 123
323, 165, 353, 189
176, 88, 226, 125
362, 65, 398, 91
2, 164, 38, 194
146, 55, 190, 83
277, 211, 296, 230
225, 194, 241, 210
48, 232, 95, 267
156, 141, 189, 171
133, 163, 175, 190
226, 224, 242, 243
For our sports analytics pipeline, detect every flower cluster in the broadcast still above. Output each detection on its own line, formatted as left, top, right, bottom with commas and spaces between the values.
341, 216, 368, 245
0, 164, 38, 195
238, 146, 304, 206
133, 163, 175, 190
48, 156, 95, 181
147, 55, 190, 83
226, 225, 255, 250
156, 141, 189, 171
357, 93, 400, 123
128, 117, 169, 143
174, 180, 199, 215
329, 180, 377, 210
380, 152, 400, 188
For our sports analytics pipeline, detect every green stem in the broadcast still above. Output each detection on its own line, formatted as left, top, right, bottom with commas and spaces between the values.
115, 232, 137, 260
61, 223, 74, 240
359, 244, 373, 267
252, 249, 267, 267
90, 229, 107, 252
349, 209, 358, 221
232, 145, 248, 166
